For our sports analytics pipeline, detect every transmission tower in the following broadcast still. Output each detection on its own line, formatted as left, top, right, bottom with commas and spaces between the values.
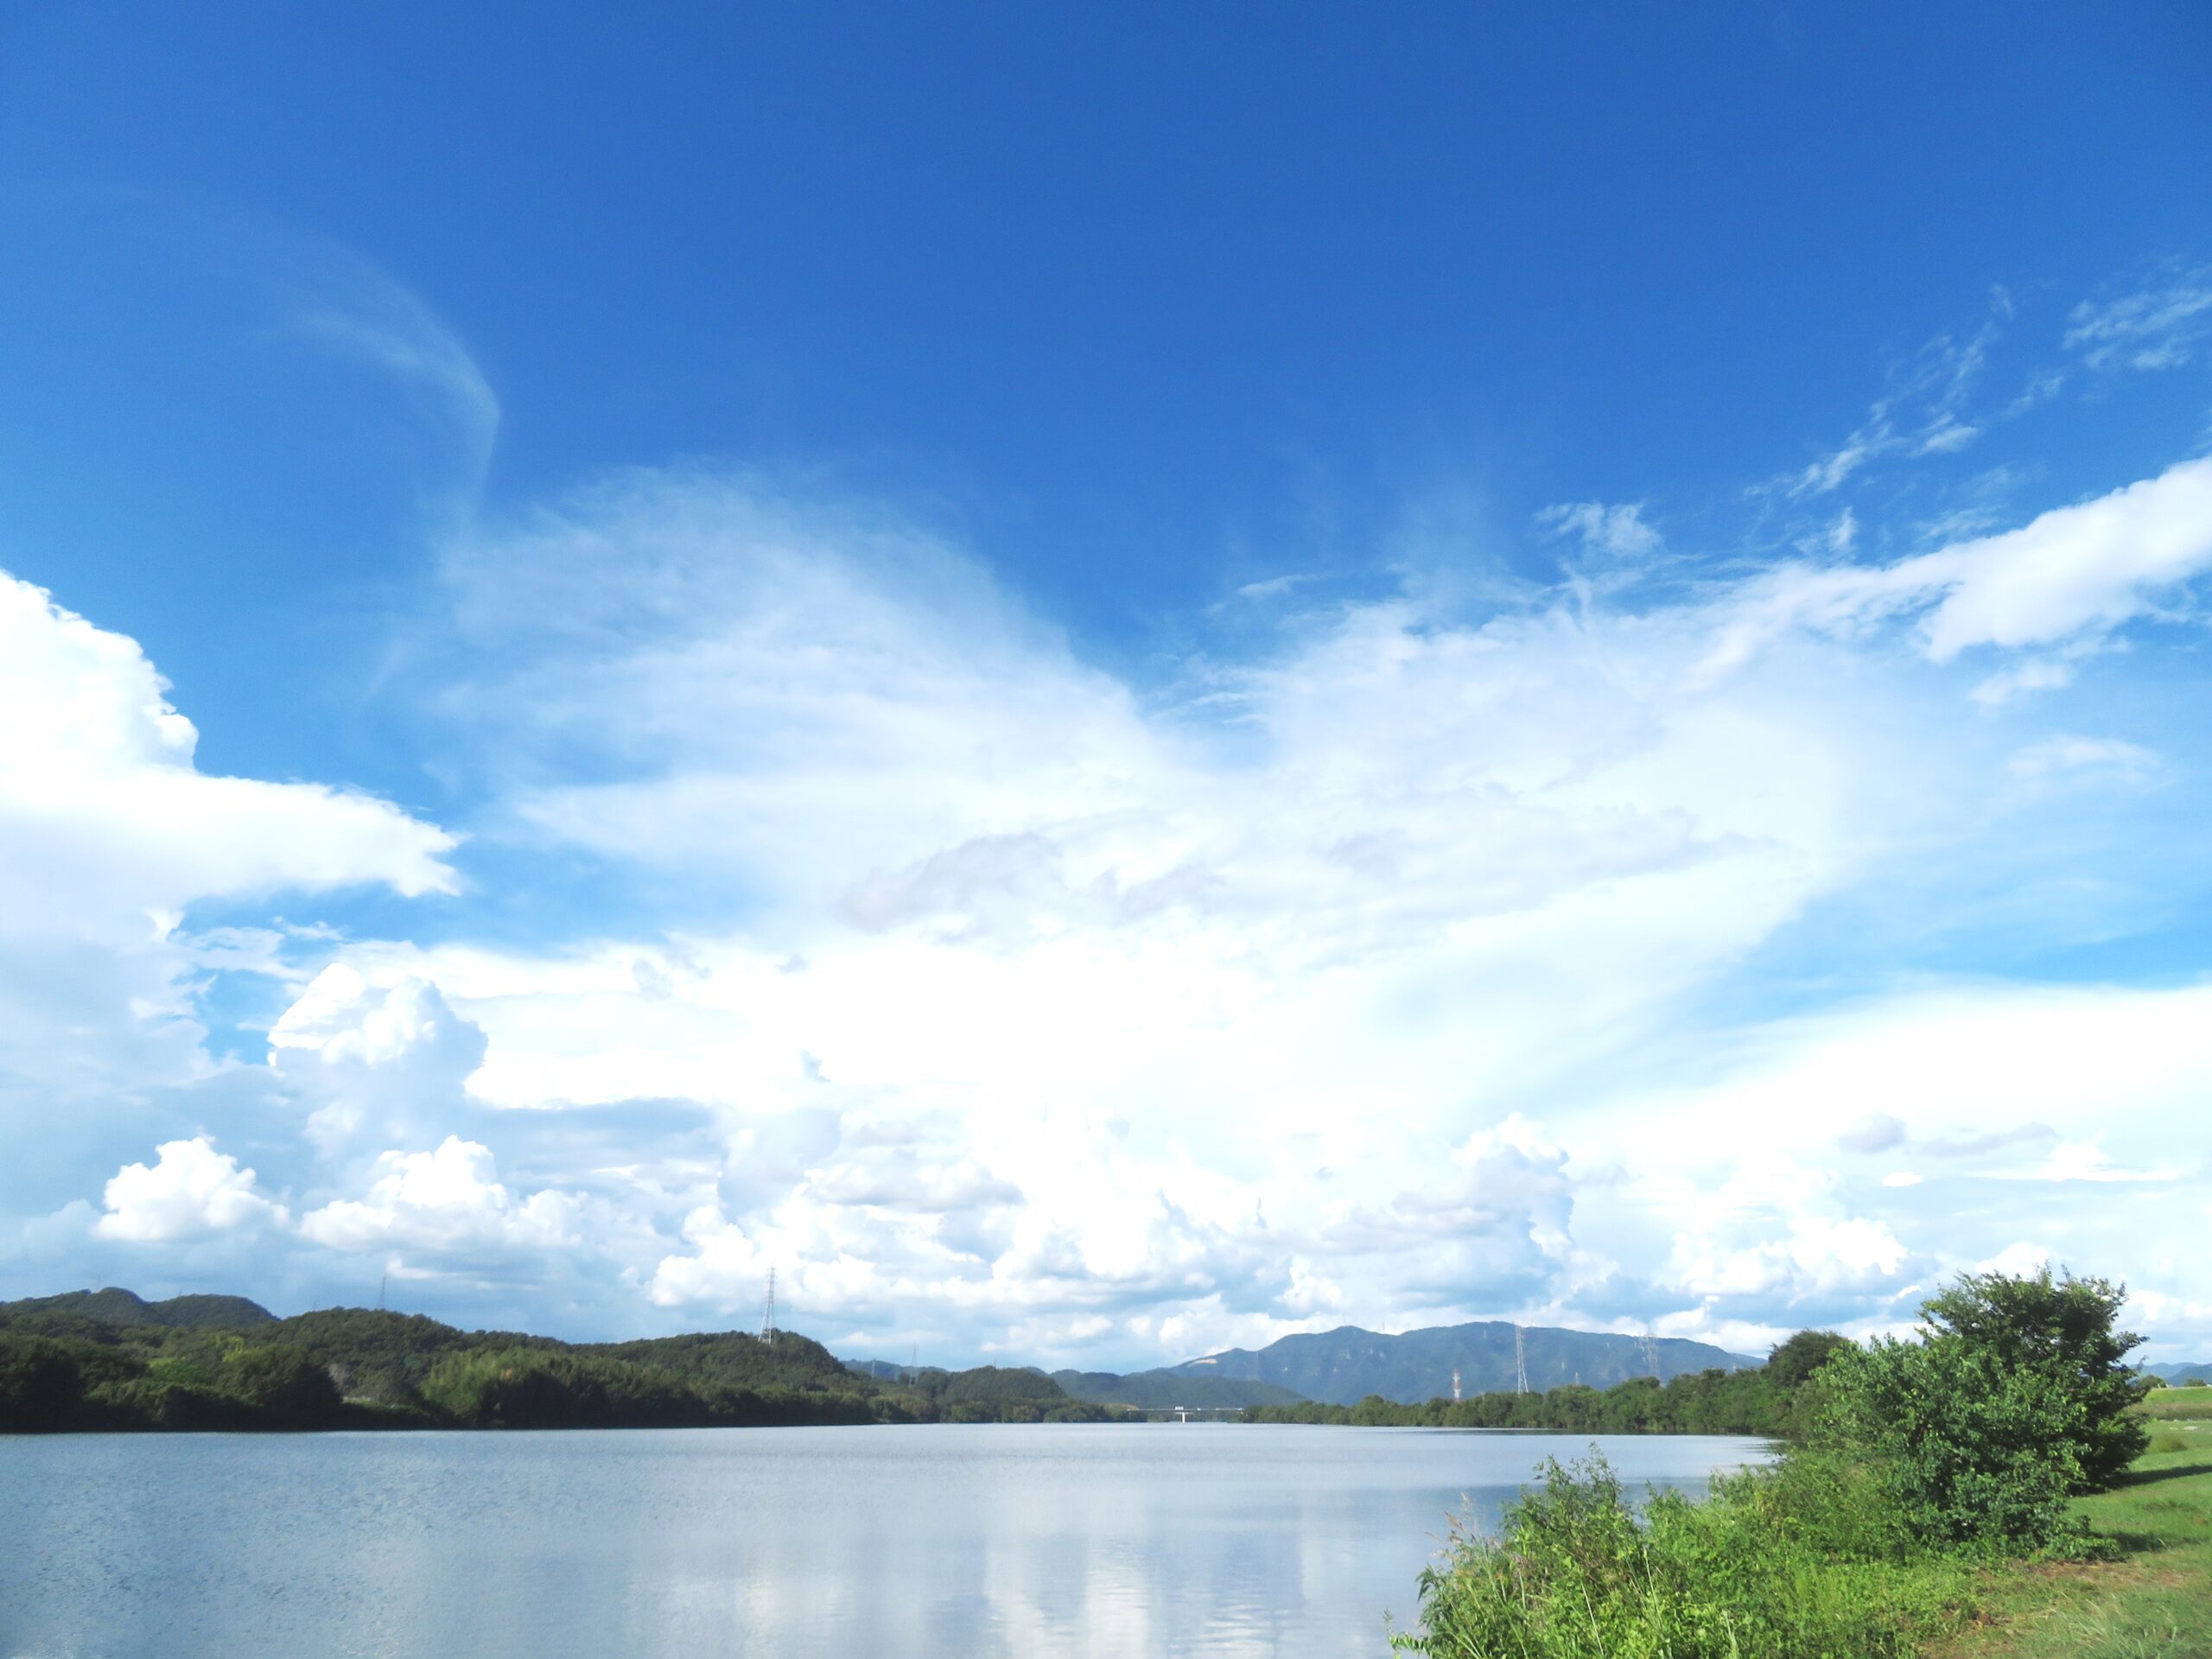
1451, 1366, 1462, 1402
1514, 1324, 1529, 1394
1640, 1332, 1660, 1377
760, 1267, 777, 1345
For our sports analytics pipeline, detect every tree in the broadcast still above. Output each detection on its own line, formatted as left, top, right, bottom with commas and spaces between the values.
1817, 1266, 2150, 1554
222, 1344, 341, 1423
1917, 1266, 2148, 1490
1765, 1329, 1850, 1389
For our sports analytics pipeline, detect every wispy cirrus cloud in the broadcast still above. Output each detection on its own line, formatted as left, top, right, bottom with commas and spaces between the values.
2065, 270, 2212, 373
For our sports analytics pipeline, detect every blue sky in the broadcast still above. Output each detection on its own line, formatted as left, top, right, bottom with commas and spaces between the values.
3, 3, 2210, 1364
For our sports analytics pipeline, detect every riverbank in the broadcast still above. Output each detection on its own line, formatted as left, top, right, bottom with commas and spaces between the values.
1389, 1386, 2211, 1659
1942, 1386, 2212, 1658
1388, 1271, 2193, 1659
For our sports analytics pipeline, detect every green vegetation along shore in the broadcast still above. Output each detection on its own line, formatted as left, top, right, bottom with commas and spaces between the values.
1390, 1268, 2211, 1659
0, 1288, 1134, 1431
1249, 1328, 1846, 1436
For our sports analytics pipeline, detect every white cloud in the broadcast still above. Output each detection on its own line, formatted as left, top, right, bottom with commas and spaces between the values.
270, 964, 488, 1152
2065, 274, 2212, 372
1537, 501, 1662, 558
0, 570, 457, 1122
207, 465, 2181, 1357
1785, 315, 1999, 496
21, 425, 2212, 1360
1714, 456, 2212, 674
1573, 980, 2212, 1341
0, 573, 456, 933
1907, 459, 2212, 658
94, 1136, 286, 1243
1969, 657, 2075, 707
2006, 734, 2160, 784
299, 1135, 582, 1254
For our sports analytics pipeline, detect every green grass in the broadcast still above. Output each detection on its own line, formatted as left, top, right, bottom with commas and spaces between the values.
1939, 1395, 2212, 1659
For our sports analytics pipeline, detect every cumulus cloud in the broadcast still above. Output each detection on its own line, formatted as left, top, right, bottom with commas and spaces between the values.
299, 1136, 582, 1255
1574, 981, 2211, 1344
237, 458, 2205, 1359
270, 965, 488, 1152
0, 573, 456, 932
0, 570, 456, 1120
94, 1136, 286, 1243
17, 403, 2212, 1359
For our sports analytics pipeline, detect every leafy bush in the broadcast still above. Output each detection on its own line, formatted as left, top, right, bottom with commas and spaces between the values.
1397, 1268, 2152, 1656
1813, 1267, 2147, 1554
1395, 1455, 1966, 1658
1916, 1268, 2148, 1489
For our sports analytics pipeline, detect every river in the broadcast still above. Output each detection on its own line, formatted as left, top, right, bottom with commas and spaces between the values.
0, 1423, 1770, 1658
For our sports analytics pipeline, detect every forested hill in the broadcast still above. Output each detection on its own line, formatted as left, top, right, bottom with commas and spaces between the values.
1177, 1320, 1754, 1406
0, 1287, 276, 1330
0, 1289, 1134, 1433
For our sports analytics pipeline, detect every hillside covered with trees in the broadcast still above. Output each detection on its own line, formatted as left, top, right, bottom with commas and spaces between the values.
0, 1290, 1134, 1432
1174, 1319, 1752, 1404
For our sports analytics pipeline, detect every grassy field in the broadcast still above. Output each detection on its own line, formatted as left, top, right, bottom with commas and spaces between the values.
1941, 1388, 2212, 1659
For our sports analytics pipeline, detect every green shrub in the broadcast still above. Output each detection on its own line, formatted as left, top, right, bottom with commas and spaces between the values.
1915, 1268, 2148, 1489
1812, 1267, 2147, 1555
1394, 1455, 1967, 1658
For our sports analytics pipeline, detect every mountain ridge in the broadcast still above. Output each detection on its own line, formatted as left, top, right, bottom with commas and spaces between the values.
1173, 1319, 1758, 1406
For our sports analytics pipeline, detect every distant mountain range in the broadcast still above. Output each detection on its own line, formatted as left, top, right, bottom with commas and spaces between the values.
1169, 1320, 1758, 1407
2148, 1362, 2212, 1385
853, 1320, 1757, 1408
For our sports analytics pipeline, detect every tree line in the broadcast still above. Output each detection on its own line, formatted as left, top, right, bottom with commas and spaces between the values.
1246, 1329, 1847, 1435
0, 1300, 1135, 1432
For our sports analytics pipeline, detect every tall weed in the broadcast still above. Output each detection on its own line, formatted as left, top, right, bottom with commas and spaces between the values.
1394, 1455, 1971, 1659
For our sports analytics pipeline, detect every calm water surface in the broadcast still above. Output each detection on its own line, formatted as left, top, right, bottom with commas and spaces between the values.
0, 1425, 1769, 1659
